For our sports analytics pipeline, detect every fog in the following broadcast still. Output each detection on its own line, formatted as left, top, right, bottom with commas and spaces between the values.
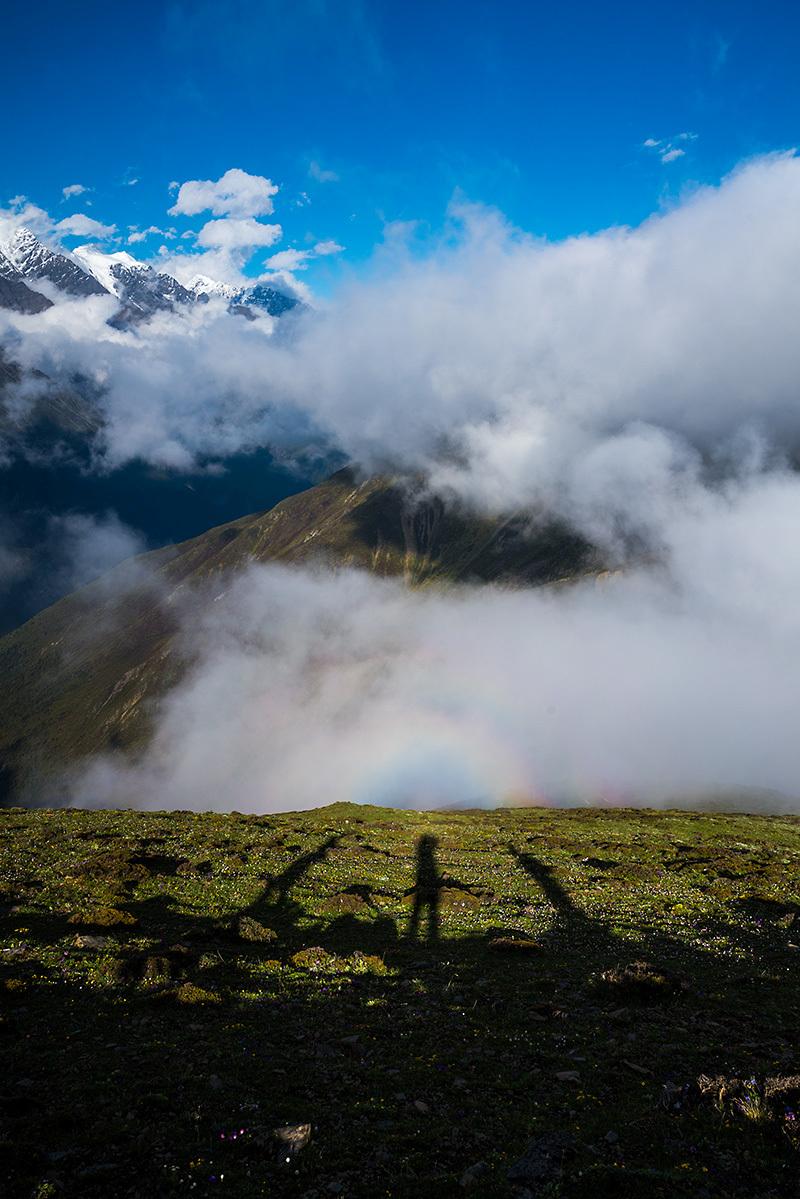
6, 153, 800, 811
68, 462, 800, 811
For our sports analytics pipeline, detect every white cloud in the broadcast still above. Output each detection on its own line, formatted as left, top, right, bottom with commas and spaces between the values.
169, 168, 279, 219
62, 183, 88, 200
194, 217, 282, 252
12, 152, 800, 813
73, 517, 800, 811
263, 248, 310, 271
264, 240, 344, 272
128, 225, 175, 245
0, 509, 146, 616
308, 160, 339, 183
54, 213, 116, 239
313, 239, 344, 256
7, 152, 800, 529
643, 133, 697, 164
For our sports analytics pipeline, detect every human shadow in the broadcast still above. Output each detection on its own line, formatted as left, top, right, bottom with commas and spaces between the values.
406, 834, 441, 942
5, 821, 800, 1199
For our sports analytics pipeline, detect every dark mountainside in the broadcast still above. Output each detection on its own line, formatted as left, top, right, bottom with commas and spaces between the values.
0, 349, 315, 632
0, 469, 598, 804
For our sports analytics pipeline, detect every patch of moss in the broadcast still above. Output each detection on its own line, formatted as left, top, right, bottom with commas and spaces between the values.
236, 916, 277, 943
172, 982, 221, 1005
68, 906, 138, 927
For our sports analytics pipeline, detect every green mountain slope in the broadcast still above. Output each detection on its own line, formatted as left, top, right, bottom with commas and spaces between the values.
0, 469, 599, 801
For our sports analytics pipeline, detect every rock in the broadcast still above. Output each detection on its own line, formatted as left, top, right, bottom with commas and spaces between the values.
274, 1123, 311, 1160
414, 1099, 430, 1114
460, 1161, 489, 1188
68, 907, 137, 928
599, 960, 685, 1003
173, 982, 220, 1005
236, 916, 277, 943
622, 1059, 651, 1076
507, 1131, 575, 1185
604, 1130, 619, 1144
555, 1070, 581, 1082
320, 891, 371, 915
72, 934, 111, 950
348, 951, 387, 975
439, 886, 481, 911
291, 946, 335, 971
488, 936, 542, 953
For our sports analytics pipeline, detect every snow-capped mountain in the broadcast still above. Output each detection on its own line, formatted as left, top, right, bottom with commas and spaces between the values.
2, 227, 107, 298
187, 274, 241, 303
0, 228, 300, 325
189, 274, 300, 317
72, 244, 196, 324
0, 248, 54, 314
244, 282, 298, 317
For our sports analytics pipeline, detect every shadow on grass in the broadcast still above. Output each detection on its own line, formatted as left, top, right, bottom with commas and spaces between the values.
2, 828, 799, 1198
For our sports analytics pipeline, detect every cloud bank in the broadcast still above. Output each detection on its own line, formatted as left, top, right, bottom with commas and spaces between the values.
6, 152, 800, 811
6, 152, 800, 541
73, 468, 800, 811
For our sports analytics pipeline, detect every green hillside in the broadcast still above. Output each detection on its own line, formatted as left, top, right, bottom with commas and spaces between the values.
0, 470, 598, 802
2, 803, 799, 1197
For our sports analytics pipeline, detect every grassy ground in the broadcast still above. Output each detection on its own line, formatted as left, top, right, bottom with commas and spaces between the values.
1, 802, 799, 1198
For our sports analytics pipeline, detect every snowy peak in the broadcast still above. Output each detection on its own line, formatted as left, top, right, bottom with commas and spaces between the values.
3, 227, 108, 298
0, 247, 54, 314
73, 244, 197, 325
245, 283, 298, 317
71, 245, 145, 297
188, 274, 241, 303
0, 229, 300, 325
190, 274, 299, 316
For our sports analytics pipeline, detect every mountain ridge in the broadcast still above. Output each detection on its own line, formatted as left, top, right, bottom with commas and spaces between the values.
0, 469, 599, 803
0, 227, 299, 323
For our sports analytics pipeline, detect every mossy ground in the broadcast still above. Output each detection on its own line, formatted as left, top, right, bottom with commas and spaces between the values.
1, 802, 799, 1197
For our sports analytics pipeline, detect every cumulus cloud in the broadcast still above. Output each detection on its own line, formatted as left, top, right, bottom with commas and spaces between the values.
0, 198, 116, 249
62, 183, 88, 200
54, 213, 116, 239
169, 168, 278, 218
263, 240, 343, 272
313, 239, 344, 256
263, 248, 311, 271
195, 216, 282, 250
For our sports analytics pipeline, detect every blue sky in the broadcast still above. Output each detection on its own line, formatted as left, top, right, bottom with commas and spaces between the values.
3, 0, 800, 291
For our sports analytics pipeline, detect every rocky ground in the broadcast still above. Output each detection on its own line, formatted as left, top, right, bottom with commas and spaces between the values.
1, 802, 799, 1197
